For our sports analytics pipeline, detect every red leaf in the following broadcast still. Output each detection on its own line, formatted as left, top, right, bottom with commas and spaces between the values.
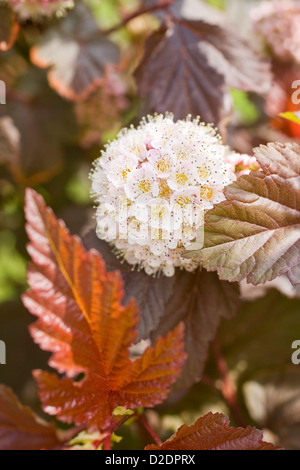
135, 21, 224, 123
151, 269, 240, 389
135, 19, 271, 122
145, 412, 281, 450
30, 2, 120, 101
0, 385, 60, 450
22, 189, 186, 432
187, 143, 300, 286
83, 234, 241, 390
2, 85, 75, 186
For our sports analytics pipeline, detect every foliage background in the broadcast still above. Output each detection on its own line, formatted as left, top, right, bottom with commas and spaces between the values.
0, 0, 300, 450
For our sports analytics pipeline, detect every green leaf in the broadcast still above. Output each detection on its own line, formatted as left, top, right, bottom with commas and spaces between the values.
231, 89, 259, 125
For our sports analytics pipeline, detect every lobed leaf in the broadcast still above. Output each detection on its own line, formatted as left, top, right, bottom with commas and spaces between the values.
82, 232, 180, 339
22, 189, 186, 432
30, 2, 120, 101
83, 232, 240, 389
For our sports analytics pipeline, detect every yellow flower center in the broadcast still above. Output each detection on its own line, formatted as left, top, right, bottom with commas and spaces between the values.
139, 179, 151, 193
200, 186, 213, 200
157, 159, 170, 173
158, 182, 172, 198
176, 172, 188, 186
176, 196, 191, 207
120, 196, 132, 207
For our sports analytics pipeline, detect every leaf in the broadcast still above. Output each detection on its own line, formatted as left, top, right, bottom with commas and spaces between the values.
75, 67, 129, 148
244, 368, 300, 450
22, 189, 186, 432
135, 19, 271, 122
2, 69, 77, 186
82, 231, 180, 339
145, 412, 280, 450
187, 142, 300, 286
30, 2, 120, 101
135, 21, 224, 123
0, 4, 19, 52
215, 290, 300, 445
0, 117, 20, 165
151, 270, 240, 389
0, 385, 60, 450
82, 231, 240, 389
219, 290, 300, 381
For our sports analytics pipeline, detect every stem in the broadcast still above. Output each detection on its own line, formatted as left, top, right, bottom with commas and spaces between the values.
213, 337, 247, 427
93, 440, 102, 450
102, 0, 175, 35
103, 434, 112, 451
138, 413, 163, 446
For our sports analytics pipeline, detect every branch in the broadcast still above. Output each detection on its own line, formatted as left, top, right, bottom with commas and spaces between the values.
213, 337, 247, 427
137, 413, 163, 446
103, 434, 112, 451
102, 0, 175, 36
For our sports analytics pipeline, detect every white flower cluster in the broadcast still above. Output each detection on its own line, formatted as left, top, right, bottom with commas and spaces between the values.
7, 0, 74, 19
251, 0, 300, 64
91, 115, 236, 277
